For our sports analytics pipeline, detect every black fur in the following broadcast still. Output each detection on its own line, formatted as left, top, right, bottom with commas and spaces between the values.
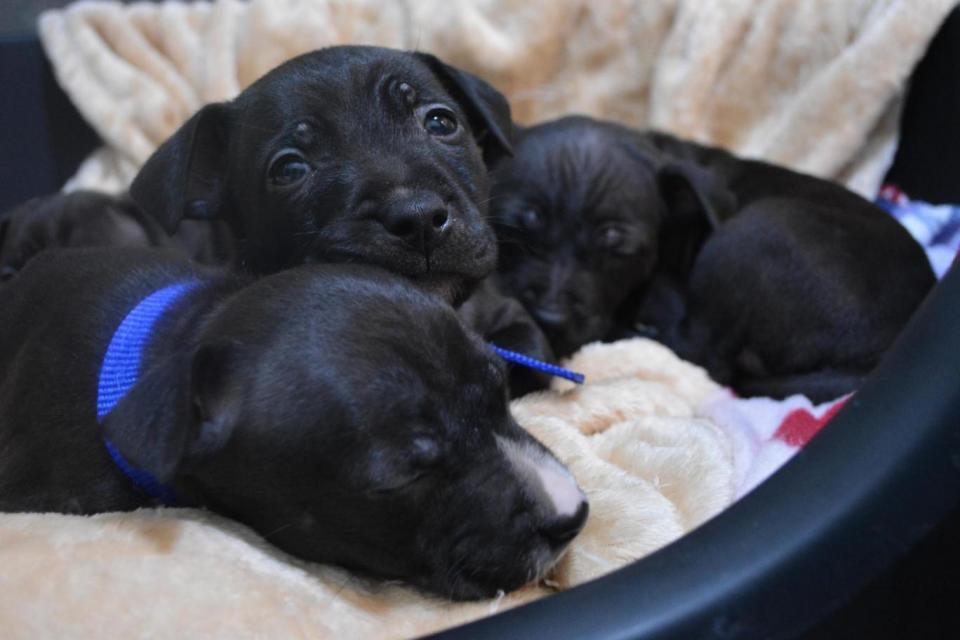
489, 116, 936, 402
129, 46, 512, 303
0, 190, 234, 280
1, 47, 551, 395
0, 248, 586, 599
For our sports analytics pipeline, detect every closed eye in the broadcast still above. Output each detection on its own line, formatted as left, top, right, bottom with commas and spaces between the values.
365, 472, 429, 496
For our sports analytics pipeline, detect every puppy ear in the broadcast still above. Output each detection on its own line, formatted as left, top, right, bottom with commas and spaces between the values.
656, 162, 736, 277
100, 344, 240, 483
100, 352, 196, 483
129, 103, 232, 233
187, 342, 242, 459
414, 52, 514, 164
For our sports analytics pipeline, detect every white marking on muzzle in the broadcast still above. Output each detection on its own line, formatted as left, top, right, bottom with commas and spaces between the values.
496, 434, 584, 518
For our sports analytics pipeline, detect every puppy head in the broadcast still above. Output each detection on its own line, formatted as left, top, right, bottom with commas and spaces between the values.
130, 46, 513, 303
489, 117, 731, 356
0, 192, 164, 281
103, 265, 587, 600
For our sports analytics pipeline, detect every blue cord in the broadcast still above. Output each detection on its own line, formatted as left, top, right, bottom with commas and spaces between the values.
490, 344, 585, 384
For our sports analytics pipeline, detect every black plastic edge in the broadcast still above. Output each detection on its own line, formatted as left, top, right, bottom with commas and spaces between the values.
431, 263, 960, 640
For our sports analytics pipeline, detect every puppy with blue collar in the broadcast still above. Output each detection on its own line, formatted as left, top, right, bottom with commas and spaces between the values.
0, 247, 587, 600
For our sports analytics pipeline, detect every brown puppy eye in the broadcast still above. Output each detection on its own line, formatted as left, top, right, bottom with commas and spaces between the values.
423, 108, 458, 136
268, 151, 312, 186
519, 208, 542, 230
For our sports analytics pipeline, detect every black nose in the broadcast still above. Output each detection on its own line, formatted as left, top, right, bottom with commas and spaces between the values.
540, 501, 589, 547
378, 189, 450, 249
532, 305, 568, 327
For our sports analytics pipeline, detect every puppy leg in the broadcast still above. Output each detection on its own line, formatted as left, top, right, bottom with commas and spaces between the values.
459, 280, 554, 396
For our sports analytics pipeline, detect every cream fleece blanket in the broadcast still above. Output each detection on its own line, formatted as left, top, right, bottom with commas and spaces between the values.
39, 0, 954, 197
1, 339, 733, 639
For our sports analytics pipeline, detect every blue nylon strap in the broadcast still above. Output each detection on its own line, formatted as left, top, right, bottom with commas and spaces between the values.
96, 281, 199, 504
490, 344, 586, 384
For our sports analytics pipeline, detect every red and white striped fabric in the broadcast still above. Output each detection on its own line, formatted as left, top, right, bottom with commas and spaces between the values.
699, 392, 850, 499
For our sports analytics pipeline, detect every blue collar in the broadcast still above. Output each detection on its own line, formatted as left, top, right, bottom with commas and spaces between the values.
97, 281, 200, 505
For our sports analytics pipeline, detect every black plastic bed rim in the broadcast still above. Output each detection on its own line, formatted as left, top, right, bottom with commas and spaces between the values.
431, 265, 960, 639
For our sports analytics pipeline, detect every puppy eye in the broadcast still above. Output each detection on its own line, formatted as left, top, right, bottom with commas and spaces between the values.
268, 151, 312, 187
423, 108, 459, 137
410, 437, 442, 468
519, 208, 542, 230
597, 226, 625, 250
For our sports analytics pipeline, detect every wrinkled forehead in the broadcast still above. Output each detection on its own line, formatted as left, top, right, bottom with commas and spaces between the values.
516, 125, 660, 211
235, 48, 451, 125
318, 314, 507, 434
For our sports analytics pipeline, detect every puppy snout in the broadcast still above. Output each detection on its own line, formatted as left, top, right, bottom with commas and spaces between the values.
540, 500, 589, 548
495, 433, 589, 547
535, 458, 587, 522
378, 189, 450, 249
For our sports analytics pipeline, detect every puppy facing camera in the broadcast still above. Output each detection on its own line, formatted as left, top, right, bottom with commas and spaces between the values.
129, 45, 513, 304
0, 45, 555, 397
0, 248, 587, 600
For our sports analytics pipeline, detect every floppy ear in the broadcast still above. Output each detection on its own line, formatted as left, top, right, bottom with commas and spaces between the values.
656, 162, 736, 278
414, 52, 514, 164
129, 102, 232, 233
101, 344, 240, 483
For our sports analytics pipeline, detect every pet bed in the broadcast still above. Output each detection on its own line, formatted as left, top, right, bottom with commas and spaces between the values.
1, 1, 959, 638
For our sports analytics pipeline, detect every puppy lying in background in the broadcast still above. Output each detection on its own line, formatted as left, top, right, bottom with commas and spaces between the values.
489, 116, 935, 401
0, 247, 587, 600
0, 191, 235, 280
0, 45, 551, 394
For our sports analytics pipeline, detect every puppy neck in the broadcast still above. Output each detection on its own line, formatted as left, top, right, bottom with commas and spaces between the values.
97, 280, 204, 505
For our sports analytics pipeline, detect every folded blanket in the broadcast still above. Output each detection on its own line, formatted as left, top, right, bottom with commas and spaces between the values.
39, 0, 954, 197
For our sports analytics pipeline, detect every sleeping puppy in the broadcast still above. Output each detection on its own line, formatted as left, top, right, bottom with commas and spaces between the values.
0, 190, 234, 280
0, 247, 587, 600
489, 116, 936, 402
0, 191, 175, 280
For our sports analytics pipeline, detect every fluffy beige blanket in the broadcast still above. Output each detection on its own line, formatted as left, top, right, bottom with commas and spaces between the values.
1, 339, 732, 639
7, 1, 951, 637
40, 0, 953, 196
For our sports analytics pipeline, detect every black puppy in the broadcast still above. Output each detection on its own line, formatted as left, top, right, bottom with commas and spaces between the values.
1, 47, 551, 393
0, 190, 234, 280
489, 116, 935, 402
0, 247, 587, 600
130, 45, 510, 303
119, 44, 551, 391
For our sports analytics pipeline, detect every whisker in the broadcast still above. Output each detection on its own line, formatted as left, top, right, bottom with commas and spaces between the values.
262, 522, 296, 541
